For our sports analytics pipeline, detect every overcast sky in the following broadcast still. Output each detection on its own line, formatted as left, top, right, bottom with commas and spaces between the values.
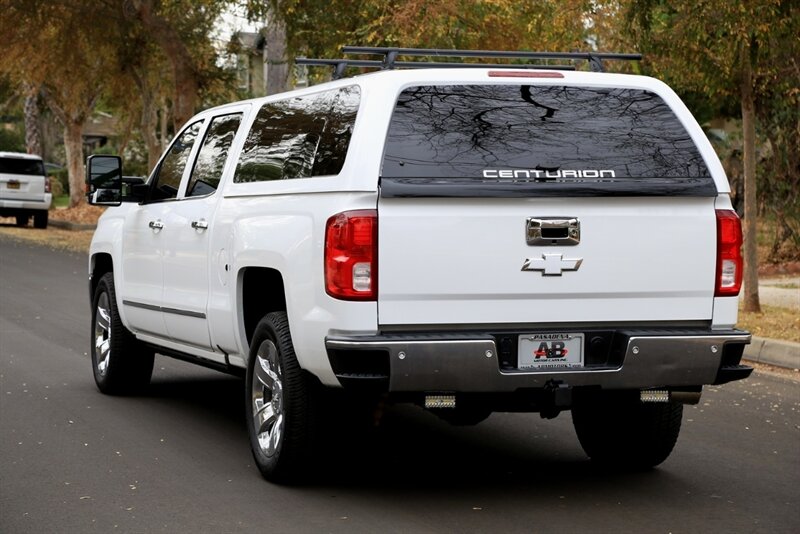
213, 5, 262, 46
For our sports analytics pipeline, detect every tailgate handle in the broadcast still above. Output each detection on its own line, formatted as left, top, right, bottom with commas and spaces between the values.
526, 217, 580, 246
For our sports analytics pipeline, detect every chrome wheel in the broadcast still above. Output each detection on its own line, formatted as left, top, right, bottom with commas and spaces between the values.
90, 273, 154, 395
252, 339, 284, 457
94, 292, 112, 376
246, 311, 317, 482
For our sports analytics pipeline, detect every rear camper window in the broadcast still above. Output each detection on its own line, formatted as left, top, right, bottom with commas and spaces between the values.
0, 157, 45, 176
381, 85, 715, 197
235, 86, 360, 183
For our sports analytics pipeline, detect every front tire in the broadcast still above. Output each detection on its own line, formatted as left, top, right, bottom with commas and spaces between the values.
245, 312, 319, 483
91, 272, 154, 394
572, 392, 683, 470
15, 215, 29, 227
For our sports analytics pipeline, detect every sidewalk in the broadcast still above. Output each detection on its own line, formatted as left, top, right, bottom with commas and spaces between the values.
742, 277, 799, 370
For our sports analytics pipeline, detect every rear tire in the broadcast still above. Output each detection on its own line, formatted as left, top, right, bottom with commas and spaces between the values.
33, 211, 48, 229
15, 215, 29, 227
91, 272, 154, 394
245, 312, 319, 483
571, 392, 682, 470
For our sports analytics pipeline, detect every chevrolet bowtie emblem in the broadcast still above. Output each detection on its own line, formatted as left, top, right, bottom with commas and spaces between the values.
521, 254, 583, 276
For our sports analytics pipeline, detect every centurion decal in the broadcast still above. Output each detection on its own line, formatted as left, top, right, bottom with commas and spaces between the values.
483, 169, 616, 179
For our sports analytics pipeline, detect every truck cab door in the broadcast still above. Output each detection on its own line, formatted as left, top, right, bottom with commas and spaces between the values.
160, 111, 245, 356
120, 120, 204, 339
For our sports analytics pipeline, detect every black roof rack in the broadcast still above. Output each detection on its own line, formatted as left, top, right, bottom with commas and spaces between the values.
296, 46, 642, 79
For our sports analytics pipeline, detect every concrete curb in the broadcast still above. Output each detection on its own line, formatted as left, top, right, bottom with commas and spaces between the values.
49, 220, 96, 231
743, 336, 800, 370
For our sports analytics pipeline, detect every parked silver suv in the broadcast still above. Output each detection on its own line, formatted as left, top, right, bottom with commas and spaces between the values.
0, 151, 51, 228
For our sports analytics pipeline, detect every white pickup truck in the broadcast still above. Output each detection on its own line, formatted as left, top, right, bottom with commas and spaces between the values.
87, 49, 752, 483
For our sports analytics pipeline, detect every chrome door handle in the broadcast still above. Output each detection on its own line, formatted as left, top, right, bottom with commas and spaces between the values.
191, 219, 208, 230
149, 220, 164, 230
526, 217, 580, 246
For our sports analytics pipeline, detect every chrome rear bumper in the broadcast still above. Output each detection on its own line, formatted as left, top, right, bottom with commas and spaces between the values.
325, 329, 752, 392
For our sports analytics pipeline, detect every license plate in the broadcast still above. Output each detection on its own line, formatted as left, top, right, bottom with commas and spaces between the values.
6, 180, 20, 190
518, 333, 584, 370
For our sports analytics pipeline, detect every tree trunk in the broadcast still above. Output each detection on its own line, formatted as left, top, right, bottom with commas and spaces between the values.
23, 84, 42, 157
131, 69, 162, 171
116, 112, 136, 160
265, 8, 290, 95
130, 0, 198, 129
42, 87, 94, 208
170, 61, 198, 129
741, 42, 760, 312
63, 121, 85, 208
143, 107, 161, 172
160, 97, 169, 152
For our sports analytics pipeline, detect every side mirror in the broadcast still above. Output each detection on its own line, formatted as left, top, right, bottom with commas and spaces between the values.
86, 155, 122, 206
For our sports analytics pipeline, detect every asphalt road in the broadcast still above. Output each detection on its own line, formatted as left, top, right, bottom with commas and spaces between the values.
1, 234, 799, 533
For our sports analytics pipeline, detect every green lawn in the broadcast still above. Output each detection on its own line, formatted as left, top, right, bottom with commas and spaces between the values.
52, 195, 69, 208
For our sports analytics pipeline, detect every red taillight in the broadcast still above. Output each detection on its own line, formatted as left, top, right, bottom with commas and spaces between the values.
325, 210, 377, 301
715, 209, 743, 297
45, 176, 51, 193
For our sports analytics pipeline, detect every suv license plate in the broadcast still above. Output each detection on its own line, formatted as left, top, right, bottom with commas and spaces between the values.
518, 333, 584, 370
6, 181, 20, 190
